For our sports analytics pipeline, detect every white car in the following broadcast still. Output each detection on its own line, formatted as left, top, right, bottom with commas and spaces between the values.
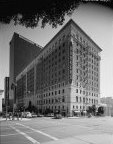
26, 112, 32, 118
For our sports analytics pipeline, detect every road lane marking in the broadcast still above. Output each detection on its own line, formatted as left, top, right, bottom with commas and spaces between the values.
16, 123, 58, 141
0, 131, 35, 137
10, 125, 40, 144
1, 133, 19, 137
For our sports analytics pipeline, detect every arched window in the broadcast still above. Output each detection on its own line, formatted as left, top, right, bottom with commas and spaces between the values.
80, 97, 82, 102
83, 97, 85, 103
76, 96, 78, 102
62, 96, 65, 102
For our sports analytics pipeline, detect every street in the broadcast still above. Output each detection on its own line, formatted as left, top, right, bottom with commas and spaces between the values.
0, 117, 113, 144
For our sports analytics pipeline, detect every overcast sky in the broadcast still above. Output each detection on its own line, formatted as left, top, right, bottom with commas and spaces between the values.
0, 3, 113, 98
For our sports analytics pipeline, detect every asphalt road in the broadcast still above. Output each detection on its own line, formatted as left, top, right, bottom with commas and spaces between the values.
1, 117, 113, 144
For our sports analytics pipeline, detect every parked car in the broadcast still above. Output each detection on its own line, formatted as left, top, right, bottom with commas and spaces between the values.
37, 114, 44, 117
46, 113, 54, 117
31, 113, 37, 118
88, 113, 92, 118
54, 114, 62, 119
25, 112, 32, 118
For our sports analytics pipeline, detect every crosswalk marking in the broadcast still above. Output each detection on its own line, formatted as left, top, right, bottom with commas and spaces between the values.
10, 125, 40, 144
16, 123, 58, 141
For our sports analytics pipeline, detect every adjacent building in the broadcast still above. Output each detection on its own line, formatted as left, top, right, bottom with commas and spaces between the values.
100, 97, 113, 116
0, 90, 4, 112
11, 19, 102, 116
4, 77, 10, 109
9, 33, 42, 107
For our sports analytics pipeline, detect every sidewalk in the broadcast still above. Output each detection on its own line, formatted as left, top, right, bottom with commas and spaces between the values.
68, 116, 113, 119
0, 117, 31, 121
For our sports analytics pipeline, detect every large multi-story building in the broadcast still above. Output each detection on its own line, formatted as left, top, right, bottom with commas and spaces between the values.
4, 77, 10, 107
0, 90, 4, 112
15, 19, 102, 116
9, 33, 42, 107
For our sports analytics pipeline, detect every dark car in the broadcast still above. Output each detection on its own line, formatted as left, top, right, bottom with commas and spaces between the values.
54, 114, 62, 119
37, 114, 44, 117
46, 113, 54, 117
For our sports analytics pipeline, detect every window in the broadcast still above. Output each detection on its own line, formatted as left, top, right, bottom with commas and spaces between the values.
52, 99, 54, 103
62, 56, 65, 60
89, 98, 91, 103
83, 98, 85, 103
55, 91, 57, 95
80, 97, 82, 102
62, 69, 65, 74
76, 96, 78, 102
83, 91, 85, 95
63, 42, 65, 47
62, 49, 65, 54
94, 99, 95, 104
83, 106, 85, 110
62, 96, 65, 102
62, 89, 65, 93
62, 82, 65, 86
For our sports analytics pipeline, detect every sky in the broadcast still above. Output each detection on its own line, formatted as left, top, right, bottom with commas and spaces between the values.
0, 3, 113, 98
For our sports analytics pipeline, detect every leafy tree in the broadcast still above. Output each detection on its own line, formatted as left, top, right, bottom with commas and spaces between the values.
26, 105, 38, 113
91, 105, 96, 116
86, 105, 97, 116
0, 0, 112, 28
97, 106, 104, 115
86, 106, 92, 114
